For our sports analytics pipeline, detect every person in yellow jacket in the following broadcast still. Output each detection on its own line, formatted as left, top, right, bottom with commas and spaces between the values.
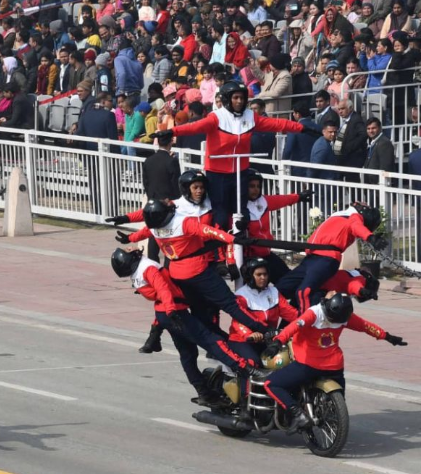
138, 102, 158, 143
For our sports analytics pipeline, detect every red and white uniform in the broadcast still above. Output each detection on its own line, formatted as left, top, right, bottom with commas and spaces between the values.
307, 207, 373, 262
322, 269, 366, 296
246, 194, 300, 257
173, 196, 213, 224
128, 214, 235, 279
274, 304, 386, 371
172, 107, 304, 174
127, 208, 144, 223
131, 256, 188, 313
229, 285, 298, 342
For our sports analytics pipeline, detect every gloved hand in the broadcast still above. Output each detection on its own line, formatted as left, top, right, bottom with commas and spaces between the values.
150, 130, 174, 140
105, 215, 130, 226
298, 189, 314, 203
385, 332, 407, 346
227, 263, 240, 281
264, 329, 279, 344
261, 340, 282, 359
359, 287, 378, 301
233, 236, 257, 246
367, 234, 388, 251
301, 126, 322, 138
168, 311, 184, 333
115, 230, 131, 244
235, 217, 249, 232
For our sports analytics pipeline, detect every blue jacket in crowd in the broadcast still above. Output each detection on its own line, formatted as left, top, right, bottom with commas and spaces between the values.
308, 136, 339, 180
114, 48, 144, 95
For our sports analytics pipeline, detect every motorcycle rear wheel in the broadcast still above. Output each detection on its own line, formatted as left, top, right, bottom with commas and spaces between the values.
301, 389, 349, 458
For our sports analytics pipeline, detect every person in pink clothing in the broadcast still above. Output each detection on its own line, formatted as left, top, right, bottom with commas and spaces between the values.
327, 67, 348, 107
96, 0, 115, 23
114, 93, 126, 137
200, 65, 217, 108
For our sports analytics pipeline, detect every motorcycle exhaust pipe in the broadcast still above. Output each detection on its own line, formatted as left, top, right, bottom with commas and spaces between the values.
193, 410, 254, 431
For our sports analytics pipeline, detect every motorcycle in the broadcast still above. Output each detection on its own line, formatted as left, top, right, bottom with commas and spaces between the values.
192, 344, 349, 458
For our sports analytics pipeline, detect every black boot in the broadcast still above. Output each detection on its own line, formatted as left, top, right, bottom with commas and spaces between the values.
239, 364, 272, 380
138, 325, 163, 353
287, 405, 311, 436
191, 384, 221, 407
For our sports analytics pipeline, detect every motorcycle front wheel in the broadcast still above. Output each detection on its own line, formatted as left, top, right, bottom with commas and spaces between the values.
301, 389, 349, 458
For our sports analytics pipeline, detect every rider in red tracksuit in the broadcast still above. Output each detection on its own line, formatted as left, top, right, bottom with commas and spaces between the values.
245, 168, 313, 283
275, 203, 388, 313
114, 200, 271, 355
111, 248, 256, 404
263, 293, 407, 435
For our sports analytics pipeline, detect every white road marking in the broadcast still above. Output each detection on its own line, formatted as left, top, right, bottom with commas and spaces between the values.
152, 417, 217, 433
344, 461, 411, 474
0, 360, 176, 373
347, 384, 421, 404
0, 381, 77, 401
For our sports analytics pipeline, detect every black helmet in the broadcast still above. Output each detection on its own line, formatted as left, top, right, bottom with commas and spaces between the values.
178, 170, 208, 204
241, 258, 269, 289
248, 167, 263, 200
352, 202, 381, 232
321, 293, 353, 324
111, 248, 143, 277
143, 199, 176, 229
219, 81, 248, 115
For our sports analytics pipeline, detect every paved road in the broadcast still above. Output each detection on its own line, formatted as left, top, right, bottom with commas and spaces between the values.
0, 222, 420, 474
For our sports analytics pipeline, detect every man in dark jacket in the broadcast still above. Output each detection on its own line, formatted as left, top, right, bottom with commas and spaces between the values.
291, 57, 313, 107
314, 90, 340, 128
114, 37, 144, 105
257, 21, 281, 59
143, 134, 181, 261
54, 47, 71, 94
0, 82, 34, 129
176, 101, 206, 164
363, 117, 395, 185
331, 29, 355, 68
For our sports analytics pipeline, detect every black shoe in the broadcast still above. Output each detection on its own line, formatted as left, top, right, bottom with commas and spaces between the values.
240, 364, 271, 380
138, 324, 163, 353
287, 405, 311, 436
191, 389, 222, 407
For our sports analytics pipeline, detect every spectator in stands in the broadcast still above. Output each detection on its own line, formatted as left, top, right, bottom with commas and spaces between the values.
380, 0, 412, 39
169, 46, 189, 80
253, 54, 292, 115
53, 47, 71, 95
330, 29, 355, 68
97, 0, 115, 23
115, 93, 126, 136
200, 65, 217, 108
288, 19, 313, 61
68, 50, 86, 91
225, 32, 250, 72
76, 94, 120, 215
247, 0, 268, 23
36, 51, 58, 96
346, 57, 367, 90
152, 45, 172, 84
82, 19, 102, 50
68, 26, 88, 50
333, 99, 367, 183
314, 89, 340, 127
311, 6, 353, 42
137, 49, 153, 78
0, 82, 34, 129
133, 21, 153, 54
78, 1, 96, 25
84, 49, 97, 83
29, 32, 50, 63
77, 79, 96, 116
308, 120, 339, 180
309, 53, 332, 92
22, 50, 38, 94
95, 52, 112, 94
50, 20, 71, 54
148, 82, 164, 110
14, 29, 31, 61
114, 37, 144, 104
360, 38, 392, 94
257, 20, 281, 58
370, 0, 393, 20
291, 56, 313, 106
327, 66, 348, 107
1, 18, 16, 50
283, 101, 321, 178
155, 0, 170, 34
359, 3, 384, 39
363, 117, 395, 184
98, 19, 122, 56
138, 101, 158, 143
122, 96, 144, 168
40, 22, 54, 52
2, 56, 25, 92
210, 22, 227, 64
249, 98, 276, 175
176, 101, 206, 162
178, 22, 197, 62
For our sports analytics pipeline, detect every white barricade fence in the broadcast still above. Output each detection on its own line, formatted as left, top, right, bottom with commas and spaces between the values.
0, 129, 420, 271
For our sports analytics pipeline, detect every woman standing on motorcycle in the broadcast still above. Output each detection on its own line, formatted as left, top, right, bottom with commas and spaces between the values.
263, 292, 407, 435
228, 258, 299, 366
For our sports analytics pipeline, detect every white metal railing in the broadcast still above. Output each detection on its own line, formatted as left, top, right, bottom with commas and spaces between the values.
0, 128, 420, 270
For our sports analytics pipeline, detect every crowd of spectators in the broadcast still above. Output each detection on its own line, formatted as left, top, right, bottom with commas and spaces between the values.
1, 0, 421, 185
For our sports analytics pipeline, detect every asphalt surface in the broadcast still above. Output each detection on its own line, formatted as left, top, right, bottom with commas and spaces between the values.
0, 221, 420, 474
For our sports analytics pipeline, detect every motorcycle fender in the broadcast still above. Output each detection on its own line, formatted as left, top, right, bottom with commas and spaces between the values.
223, 379, 241, 404
313, 379, 343, 393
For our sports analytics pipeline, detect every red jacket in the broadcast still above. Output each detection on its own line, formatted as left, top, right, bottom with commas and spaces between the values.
172, 107, 304, 174
229, 285, 298, 342
128, 214, 235, 279
275, 304, 386, 371
131, 256, 188, 313
307, 207, 373, 261
180, 34, 197, 62
127, 209, 144, 222
322, 269, 366, 296
246, 194, 300, 257
156, 10, 170, 34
